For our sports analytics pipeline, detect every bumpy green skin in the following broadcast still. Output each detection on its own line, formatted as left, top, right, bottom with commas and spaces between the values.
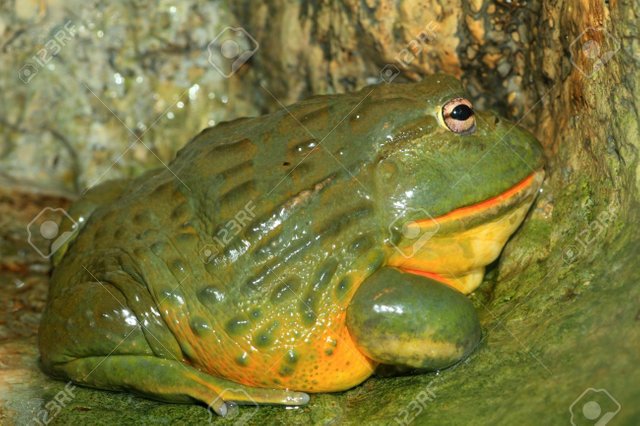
347, 268, 481, 370
38, 74, 544, 409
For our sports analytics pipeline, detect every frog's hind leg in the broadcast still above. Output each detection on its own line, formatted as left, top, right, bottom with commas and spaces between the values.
52, 355, 309, 416
39, 277, 308, 416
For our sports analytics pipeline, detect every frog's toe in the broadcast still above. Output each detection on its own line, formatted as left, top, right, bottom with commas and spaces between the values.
347, 267, 481, 370
217, 385, 309, 407
214, 388, 310, 416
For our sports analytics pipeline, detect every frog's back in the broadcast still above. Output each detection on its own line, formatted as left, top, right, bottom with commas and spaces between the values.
42, 78, 462, 391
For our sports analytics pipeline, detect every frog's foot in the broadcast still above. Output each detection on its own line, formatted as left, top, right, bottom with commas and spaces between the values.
346, 267, 481, 370
48, 355, 309, 416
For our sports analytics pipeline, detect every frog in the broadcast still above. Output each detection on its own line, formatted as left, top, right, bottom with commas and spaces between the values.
39, 74, 544, 416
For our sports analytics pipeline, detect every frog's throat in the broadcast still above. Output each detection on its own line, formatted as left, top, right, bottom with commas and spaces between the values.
388, 170, 545, 294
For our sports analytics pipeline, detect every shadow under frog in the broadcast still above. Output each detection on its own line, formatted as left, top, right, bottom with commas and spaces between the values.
38, 75, 544, 416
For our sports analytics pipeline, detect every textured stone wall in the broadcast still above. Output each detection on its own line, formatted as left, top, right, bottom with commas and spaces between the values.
0, 0, 258, 194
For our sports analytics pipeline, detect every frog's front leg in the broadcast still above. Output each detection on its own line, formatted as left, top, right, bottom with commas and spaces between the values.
346, 267, 482, 370
54, 355, 309, 416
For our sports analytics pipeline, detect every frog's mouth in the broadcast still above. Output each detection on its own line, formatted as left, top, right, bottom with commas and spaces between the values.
388, 169, 545, 294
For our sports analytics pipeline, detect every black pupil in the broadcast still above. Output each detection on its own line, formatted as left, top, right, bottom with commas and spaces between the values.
451, 104, 473, 121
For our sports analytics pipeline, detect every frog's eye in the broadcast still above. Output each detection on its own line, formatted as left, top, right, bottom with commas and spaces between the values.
442, 98, 476, 135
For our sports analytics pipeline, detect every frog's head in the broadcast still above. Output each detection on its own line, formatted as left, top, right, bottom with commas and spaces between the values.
371, 74, 545, 293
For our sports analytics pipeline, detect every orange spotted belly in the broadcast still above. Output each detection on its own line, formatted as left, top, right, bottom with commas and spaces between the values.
200, 313, 375, 392
161, 293, 376, 393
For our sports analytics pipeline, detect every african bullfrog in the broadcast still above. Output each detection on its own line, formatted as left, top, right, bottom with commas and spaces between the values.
39, 74, 544, 415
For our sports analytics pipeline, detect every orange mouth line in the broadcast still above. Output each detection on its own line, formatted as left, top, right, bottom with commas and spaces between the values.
416, 172, 538, 226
